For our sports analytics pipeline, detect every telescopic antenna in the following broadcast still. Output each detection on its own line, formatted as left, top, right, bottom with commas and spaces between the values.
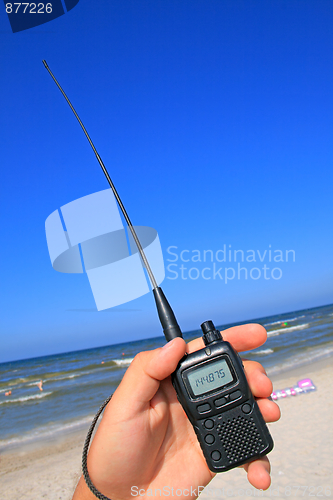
42, 60, 156, 289
42, 60, 182, 341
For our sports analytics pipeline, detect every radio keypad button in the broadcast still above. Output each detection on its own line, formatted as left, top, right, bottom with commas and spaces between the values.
197, 403, 211, 413
230, 390, 242, 401
204, 434, 215, 444
214, 397, 227, 407
204, 419, 214, 429
242, 403, 252, 414
211, 450, 221, 461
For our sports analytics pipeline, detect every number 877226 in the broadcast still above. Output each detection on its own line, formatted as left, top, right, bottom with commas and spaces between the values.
6, 3, 53, 14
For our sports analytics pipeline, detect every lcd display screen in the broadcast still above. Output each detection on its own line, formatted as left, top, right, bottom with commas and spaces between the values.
187, 358, 234, 396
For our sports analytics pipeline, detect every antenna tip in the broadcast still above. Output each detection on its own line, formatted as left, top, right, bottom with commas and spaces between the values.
42, 60, 48, 68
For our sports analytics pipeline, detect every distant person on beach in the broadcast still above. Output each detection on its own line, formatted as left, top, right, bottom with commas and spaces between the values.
73, 324, 280, 500
5, 390, 12, 396
37, 380, 43, 391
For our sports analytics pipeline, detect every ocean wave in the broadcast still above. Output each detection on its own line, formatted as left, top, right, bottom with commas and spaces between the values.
0, 414, 94, 451
267, 323, 309, 337
113, 358, 134, 367
0, 377, 29, 389
12, 373, 81, 389
255, 348, 274, 355
24, 369, 102, 386
48, 372, 86, 382
10, 363, 128, 389
266, 344, 333, 376
263, 320, 283, 327
264, 315, 306, 327
0, 391, 52, 405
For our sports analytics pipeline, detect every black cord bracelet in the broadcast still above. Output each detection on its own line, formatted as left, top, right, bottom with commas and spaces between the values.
82, 394, 113, 500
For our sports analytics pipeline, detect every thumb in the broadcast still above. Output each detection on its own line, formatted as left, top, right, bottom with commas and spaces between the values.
110, 337, 187, 414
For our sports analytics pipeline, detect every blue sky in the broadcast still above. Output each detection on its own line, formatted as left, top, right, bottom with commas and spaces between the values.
1, 1, 332, 362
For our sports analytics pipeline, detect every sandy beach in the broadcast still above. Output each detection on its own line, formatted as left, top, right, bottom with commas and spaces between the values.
1, 358, 332, 500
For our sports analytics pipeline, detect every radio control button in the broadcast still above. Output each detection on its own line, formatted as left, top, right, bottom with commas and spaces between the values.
197, 403, 211, 413
230, 390, 242, 401
242, 403, 252, 414
204, 419, 214, 429
214, 397, 227, 407
211, 450, 221, 461
204, 434, 215, 444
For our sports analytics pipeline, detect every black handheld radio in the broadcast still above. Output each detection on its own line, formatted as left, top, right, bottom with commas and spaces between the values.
172, 320, 273, 471
43, 61, 274, 474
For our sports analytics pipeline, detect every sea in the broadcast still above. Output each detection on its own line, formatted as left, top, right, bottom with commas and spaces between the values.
1, 303, 332, 452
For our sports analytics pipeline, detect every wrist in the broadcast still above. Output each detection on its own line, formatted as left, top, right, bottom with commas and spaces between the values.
73, 476, 101, 500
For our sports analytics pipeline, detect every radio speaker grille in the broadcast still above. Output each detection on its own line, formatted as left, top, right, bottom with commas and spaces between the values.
216, 415, 264, 464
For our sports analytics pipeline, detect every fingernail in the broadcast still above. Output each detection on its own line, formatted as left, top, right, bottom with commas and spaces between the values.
162, 338, 177, 350
259, 372, 268, 382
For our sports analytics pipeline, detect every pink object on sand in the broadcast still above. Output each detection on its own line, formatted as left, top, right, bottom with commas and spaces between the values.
270, 378, 316, 400
297, 378, 315, 391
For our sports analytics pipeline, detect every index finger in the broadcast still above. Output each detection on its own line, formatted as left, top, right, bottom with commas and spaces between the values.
186, 323, 267, 354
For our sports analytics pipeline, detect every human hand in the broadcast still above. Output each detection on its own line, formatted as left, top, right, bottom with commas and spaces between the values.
73, 324, 280, 500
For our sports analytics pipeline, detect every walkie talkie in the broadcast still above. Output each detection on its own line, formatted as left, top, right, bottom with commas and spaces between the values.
172, 320, 273, 471
43, 61, 274, 479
